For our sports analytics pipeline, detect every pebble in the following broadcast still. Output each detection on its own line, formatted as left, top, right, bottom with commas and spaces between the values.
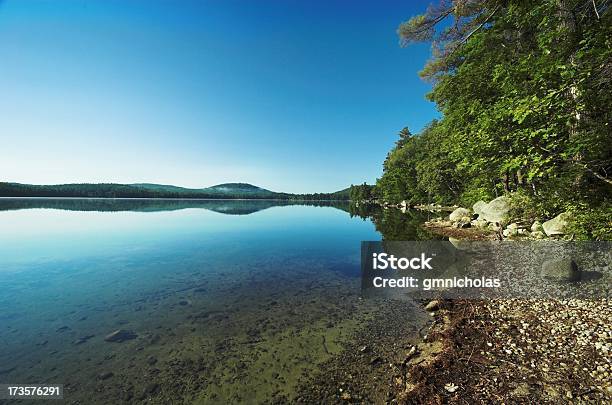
104, 329, 137, 343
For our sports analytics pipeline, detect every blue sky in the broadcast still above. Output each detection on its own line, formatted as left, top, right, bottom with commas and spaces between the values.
0, 0, 438, 193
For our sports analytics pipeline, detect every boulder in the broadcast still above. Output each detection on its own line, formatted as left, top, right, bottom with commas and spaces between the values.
542, 212, 571, 236
531, 221, 544, 233
531, 231, 546, 239
473, 219, 489, 229
454, 218, 471, 228
503, 228, 518, 237
480, 196, 510, 224
541, 258, 581, 282
472, 200, 487, 217
449, 207, 471, 222
504, 223, 524, 237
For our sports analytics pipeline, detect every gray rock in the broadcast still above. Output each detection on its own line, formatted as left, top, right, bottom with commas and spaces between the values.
454, 219, 471, 228
542, 212, 571, 236
73, 334, 95, 345
104, 329, 137, 343
424, 300, 441, 312
480, 196, 510, 224
473, 200, 487, 217
531, 221, 544, 233
503, 223, 519, 237
144, 383, 159, 394
98, 371, 114, 380
449, 207, 471, 222
473, 218, 489, 229
541, 258, 581, 282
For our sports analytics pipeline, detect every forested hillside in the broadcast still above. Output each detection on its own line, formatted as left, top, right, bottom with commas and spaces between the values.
372, 0, 611, 239
0, 182, 349, 201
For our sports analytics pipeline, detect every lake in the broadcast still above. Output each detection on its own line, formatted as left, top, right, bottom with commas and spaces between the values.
0, 198, 437, 403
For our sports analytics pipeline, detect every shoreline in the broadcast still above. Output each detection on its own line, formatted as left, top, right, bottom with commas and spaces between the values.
396, 223, 611, 403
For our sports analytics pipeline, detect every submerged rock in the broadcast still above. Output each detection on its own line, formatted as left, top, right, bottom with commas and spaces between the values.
543, 212, 571, 236
73, 334, 95, 345
541, 258, 581, 282
98, 371, 114, 380
144, 382, 159, 394
104, 329, 137, 343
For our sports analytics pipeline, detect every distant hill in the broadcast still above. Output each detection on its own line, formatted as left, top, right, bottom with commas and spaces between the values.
0, 182, 350, 201
207, 183, 275, 196
330, 187, 350, 200
131, 182, 275, 197
209, 183, 268, 191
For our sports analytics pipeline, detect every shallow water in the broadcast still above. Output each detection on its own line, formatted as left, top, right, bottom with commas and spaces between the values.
0, 199, 432, 403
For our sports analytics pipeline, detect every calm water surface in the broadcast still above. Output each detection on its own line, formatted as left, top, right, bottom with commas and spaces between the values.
0, 199, 433, 404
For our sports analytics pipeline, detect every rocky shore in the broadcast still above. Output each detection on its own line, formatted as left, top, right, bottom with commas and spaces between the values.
390, 201, 611, 404
422, 196, 575, 241
393, 297, 611, 403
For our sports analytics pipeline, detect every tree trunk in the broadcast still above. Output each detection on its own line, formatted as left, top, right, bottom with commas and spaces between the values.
517, 168, 524, 186
503, 171, 510, 193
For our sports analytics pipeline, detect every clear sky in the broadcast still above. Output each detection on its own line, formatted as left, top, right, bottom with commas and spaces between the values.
0, 0, 438, 193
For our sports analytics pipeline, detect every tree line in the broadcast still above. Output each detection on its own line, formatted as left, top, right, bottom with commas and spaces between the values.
371, 0, 611, 239
0, 182, 350, 201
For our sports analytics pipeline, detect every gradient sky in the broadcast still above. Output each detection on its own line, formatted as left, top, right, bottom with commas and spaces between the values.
0, 0, 438, 193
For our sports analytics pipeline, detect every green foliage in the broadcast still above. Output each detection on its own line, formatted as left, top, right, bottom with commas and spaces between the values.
376, 121, 463, 205
348, 183, 377, 201
566, 203, 612, 241
458, 184, 494, 209
506, 190, 545, 223
376, 0, 611, 239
